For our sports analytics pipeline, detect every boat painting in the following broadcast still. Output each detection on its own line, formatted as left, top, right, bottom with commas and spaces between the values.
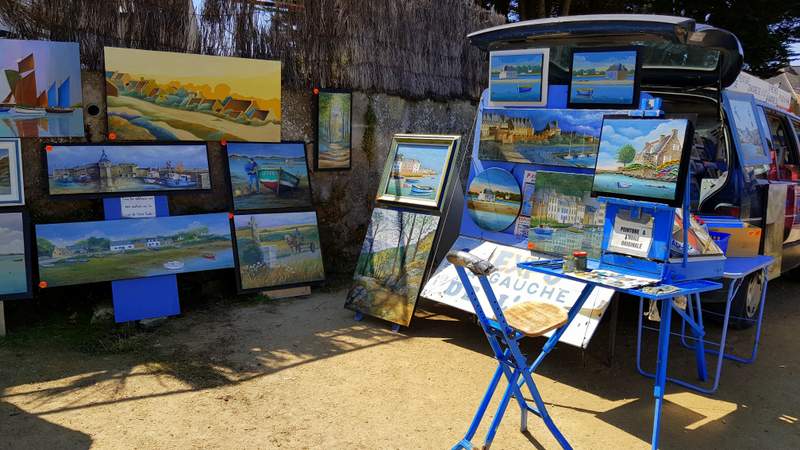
466, 167, 521, 232
569, 49, 639, 108
258, 167, 300, 193
0, 138, 24, 206
315, 90, 352, 170
0, 212, 31, 298
0, 39, 84, 137
489, 48, 549, 107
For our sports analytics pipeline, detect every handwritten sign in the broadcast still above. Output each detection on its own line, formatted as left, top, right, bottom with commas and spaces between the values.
608, 211, 653, 258
120, 196, 157, 218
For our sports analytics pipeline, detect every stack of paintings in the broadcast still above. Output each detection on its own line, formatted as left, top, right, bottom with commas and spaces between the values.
0, 139, 24, 206
0, 212, 32, 299
315, 90, 352, 170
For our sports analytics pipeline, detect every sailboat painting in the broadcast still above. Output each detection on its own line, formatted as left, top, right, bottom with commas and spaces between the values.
0, 39, 84, 137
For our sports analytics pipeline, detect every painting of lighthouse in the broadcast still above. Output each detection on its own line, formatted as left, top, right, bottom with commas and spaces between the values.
0, 39, 84, 137
315, 90, 352, 170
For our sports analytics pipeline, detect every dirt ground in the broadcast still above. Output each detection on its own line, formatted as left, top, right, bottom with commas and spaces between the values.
1, 277, 799, 449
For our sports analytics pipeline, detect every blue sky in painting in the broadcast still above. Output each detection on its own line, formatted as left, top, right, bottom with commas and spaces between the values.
234, 211, 317, 230
483, 108, 611, 137
36, 213, 231, 247
573, 51, 637, 72
0, 213, 24, 254
491, 53, 543, 68
0, 40, 82, 105
227, 142, 306, 159
48, 144, 209, 172
596, 119, 688, 170
468, 168, 519, 195
395, 143, 449, 174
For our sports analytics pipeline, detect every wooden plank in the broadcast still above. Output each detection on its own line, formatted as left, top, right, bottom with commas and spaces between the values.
262, 286, 311, 300
0, 301, 6, 337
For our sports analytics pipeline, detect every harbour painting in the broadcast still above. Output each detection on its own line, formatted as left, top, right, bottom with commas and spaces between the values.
0, 212, 30, 298
0, 39, 84, 138
36, 213, 234, 288
569, 49, 639, 108
315, 90, 352, 170
489, 48, 549, 107
345, 208, 440, 326
528, 171, 605, 259
104, 47, 281, 142
593, 118, 691, 205
0, 138, 24, 206
226, 142, 311, 211
479, 109, 614, 168
233, 212, 325, 291
377, 134, 459, 210
466, 167, 521, 232
46, 143, 210, 196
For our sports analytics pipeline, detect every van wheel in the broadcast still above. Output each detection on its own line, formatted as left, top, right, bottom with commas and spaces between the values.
728, 272, 764, 329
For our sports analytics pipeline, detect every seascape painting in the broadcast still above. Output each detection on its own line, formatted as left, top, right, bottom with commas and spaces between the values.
47, 144, 210, 196
316, 90, 351, 170
0, 212, 30, 298
233, 212, 325, 291
0, 138, 24, 206
728, 97, 768, 162
479, 109, 614, 168
489, 49, 549, 107
569, 49, 638, 107
227, 142, 311, 211
104, 47, 281, 142
345, 208, 440, 326
466, 167, 521, 232
528, 171, 605, 259
0, 39, 84, 138
593, 118, 690, 204
36, 213, 234, 288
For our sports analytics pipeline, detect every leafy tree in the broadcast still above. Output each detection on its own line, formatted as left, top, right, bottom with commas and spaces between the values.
37, 237, 54, 257
617, 144, 636, 167
238, 239, 264, 266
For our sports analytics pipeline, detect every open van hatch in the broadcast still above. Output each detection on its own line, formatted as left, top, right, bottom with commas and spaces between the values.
468, 14, 744, 89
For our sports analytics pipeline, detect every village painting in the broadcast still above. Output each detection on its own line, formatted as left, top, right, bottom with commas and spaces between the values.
528, 171, 605, 259
36, 213, 234, 288
316, 91, 352, 170
593, 118, 689, 202
0, 212, 29, 297
479, 109, 612, 168
227, 142, 311, 211
0, 39, 84, 138
489, 49, 548, 106
47, 144, 211, 196
0, 138, 24, 205
728, 97, 768, 161
569, 49, 638, 107
466, 167, 521, 232
104, 47, 281, 142
345, 208, 439, 326
378, 137, 457, 209
233, 212, 325, 291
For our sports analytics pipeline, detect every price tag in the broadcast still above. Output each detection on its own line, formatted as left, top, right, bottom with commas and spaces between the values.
608, 211, 653, 258
120, 196, 157, 218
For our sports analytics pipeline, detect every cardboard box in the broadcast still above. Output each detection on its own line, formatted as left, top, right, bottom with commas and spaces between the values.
709, 224, 762, 257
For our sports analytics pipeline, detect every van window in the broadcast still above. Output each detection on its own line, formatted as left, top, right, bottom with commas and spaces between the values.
765, 112, 799, 181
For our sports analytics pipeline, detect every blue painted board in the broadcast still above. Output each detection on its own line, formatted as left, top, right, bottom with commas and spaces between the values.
112, 274, 180, 322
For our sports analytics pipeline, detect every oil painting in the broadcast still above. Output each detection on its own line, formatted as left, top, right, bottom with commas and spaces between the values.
489, 48, 549, 107
46, 143, 210, 196
226, 142, 311, 212
104, 47, 281, 142
0, 212, 31, 299
315, 90, 351, 170
36, 213, 234, 288
528, 171, 605, 259
728, 96, 769, 163
0, 39, 84, 138
345, 208, 440, 326
466, 167, 521, 232
593, 118, 691, 206
0, 138, 24, 206
377, 134, 459, 210
569, 48, 639, 108
479, 109, 613, 168
233, 211, 325, 291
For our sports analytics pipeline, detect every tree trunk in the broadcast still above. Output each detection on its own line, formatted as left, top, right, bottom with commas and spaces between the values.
561, 0, 572, 16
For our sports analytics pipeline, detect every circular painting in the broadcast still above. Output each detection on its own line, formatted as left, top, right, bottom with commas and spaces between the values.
466, 167, 521, 232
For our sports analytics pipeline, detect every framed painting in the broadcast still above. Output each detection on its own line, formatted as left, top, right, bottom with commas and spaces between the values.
0, 138, 24, 206
568, 47, 641, 109
0, 39, 84, 138
465, 167, 521, 232
44, 142, 211, 198
722, 91, 771, 166
314, 89, 352, 170
35, 213, 234, 288
345, 207, 440, 327
231, 211, 325, 292
0, 210, 32, 300
488, 48, 549, 107
591, 117, 694, 207
104, 47, 281, 142
376, 134, 460, 210
225, 141, 312, 212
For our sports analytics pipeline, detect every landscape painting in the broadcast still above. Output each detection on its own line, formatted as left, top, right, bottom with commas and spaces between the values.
728, 97, 769, 162
0, 39, 84, 138
104, 47, 281, 142
528, 171, 605, 259
479, 109, 614, 168
466, 167, 521, 232
0, 138, 24, 206
0, 212, 31, 299
315, 90, 352, 170
569, 49, 639, 108
593, 118, 691, 205
489, 48, 549, 107
36, 213, 234, 288
345, 208, 440, 326
233, 211, 325, 291
46, 143, 210, 196
226, 142, 311, 211
377, 135, 459, 210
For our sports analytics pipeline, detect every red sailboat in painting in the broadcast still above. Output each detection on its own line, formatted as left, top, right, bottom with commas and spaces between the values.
1, 53, 74, 117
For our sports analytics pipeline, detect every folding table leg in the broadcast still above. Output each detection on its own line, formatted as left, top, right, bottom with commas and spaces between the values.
454, 364, 505, 449
691, 293, 707, 381
651, 297, 673, 450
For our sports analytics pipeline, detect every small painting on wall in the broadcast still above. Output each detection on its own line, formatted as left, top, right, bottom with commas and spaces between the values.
466, 167, 521, 232
488, 48, 549, 107
0, 211, 32, 299
568, 48, 640, 109
315, 90, 352, 170
0, 139, 24, 206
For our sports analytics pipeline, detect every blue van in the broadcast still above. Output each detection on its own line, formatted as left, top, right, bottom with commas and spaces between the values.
469, 14, 800, 326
